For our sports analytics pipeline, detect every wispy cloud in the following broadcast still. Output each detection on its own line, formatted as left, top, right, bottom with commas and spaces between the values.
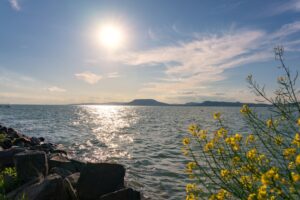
75, 71, 102, 84
111, 21, 300, 102
107, 72, 121, 78
271, 0, 300, 15
8, 0, 21, 11
47, 86, 66, 92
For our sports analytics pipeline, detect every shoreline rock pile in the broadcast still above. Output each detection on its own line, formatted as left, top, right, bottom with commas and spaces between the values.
0, 124, 142, 200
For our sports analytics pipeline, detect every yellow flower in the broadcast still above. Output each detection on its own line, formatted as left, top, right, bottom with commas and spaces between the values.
283, 148, 296, 159
186, 183, 196, 193
261, 174, 270, 185
183, 138, 190, 146
232, 156, 241, 166
188, 124, 198, 136
217, 147, 224, 155
246, 134, 255, 144
258, 185, 267, 199
240, 104, 251, 114
204, 141, 214, 152
225, 137, 233, 145
288, 162, 295, 169
292, 133, 300, 147
296, 154, 300, 166
257, 154, 267, 164
247, 193, 256, 200
261, 167, 279, 185
266, 119, 273, 128
240, 176, 253, 189
297, 118, 300, 126
274, 135, 283, 145
220, 169, 230, 179
289, 186, 296, 193
225, 136, 241, 151
186, 193, 197, 200
246, 148, 257, 160
216, 189, 229, 200
186, 162, 197, 171
213, 112, 221, 120
217, 128, 228, 138
234, 133, 243, 142
270, 196, 276, 200
198, 130, 207, 140
181, 147, 189, 156
291, 172, 300, 182
209, 194, 217, 200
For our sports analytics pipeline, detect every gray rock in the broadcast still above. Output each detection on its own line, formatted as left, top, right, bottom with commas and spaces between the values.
1, 138, 12, 149
0, 127, 8, 134
7, 128, 21, 139
49, 167, 72, 178
77, 163, 125, 200
13, 174, 71, 200
48, 155, 77, 173
0, 147, 25, 169
99, 188, 141, 200
12, 137, 31, 147
65, 173, 80, 188
14, 151, 48, 183
6, 177, 40, 199
30, 137, 41, 146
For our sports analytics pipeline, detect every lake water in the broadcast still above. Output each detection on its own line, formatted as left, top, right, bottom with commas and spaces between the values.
0, 105, 266, 199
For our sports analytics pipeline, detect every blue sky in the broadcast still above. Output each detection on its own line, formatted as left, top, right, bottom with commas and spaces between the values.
0, 0, 300, 104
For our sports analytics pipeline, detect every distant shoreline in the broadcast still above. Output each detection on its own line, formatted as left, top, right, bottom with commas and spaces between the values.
0, 99, 272, 107
70, 99, 271, 107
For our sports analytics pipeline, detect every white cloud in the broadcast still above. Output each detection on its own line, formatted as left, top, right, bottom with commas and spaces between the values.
110, 21, 300, 102
107, 72, 120, 78
9, 0, 20, 11
270, 0, 300, 15
47, 86, 66, 92
75, 71, 102, 84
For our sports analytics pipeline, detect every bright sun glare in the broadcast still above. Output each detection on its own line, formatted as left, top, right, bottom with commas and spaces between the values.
99, 24, 124, 49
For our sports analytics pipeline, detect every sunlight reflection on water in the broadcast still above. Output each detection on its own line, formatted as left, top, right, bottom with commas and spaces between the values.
76, 105, 137, 161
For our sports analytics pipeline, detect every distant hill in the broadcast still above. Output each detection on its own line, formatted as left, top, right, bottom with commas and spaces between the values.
74, 99, 270, 107
126, 99, 169, 106
184, 101, 270, 107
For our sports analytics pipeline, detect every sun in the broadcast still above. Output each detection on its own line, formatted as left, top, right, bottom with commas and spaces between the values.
99, 24, 124, 49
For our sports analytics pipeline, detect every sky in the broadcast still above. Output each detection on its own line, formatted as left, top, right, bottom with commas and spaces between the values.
0, 0, 300, 104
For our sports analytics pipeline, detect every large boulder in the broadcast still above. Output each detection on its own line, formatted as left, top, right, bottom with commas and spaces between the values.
14, 151, 48, 183
77, 163, 126, 200
99, 188, 141, 200
12, 174, 72, 200
0, 147, 25, 169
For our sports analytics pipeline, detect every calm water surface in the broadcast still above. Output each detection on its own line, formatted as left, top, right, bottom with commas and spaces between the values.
0, 105, 268, 199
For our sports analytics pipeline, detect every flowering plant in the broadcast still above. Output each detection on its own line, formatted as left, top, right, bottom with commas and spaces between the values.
182, 47, 300, 200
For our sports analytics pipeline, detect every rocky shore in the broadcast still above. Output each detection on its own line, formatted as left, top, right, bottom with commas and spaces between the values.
0, 124, 142, 200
